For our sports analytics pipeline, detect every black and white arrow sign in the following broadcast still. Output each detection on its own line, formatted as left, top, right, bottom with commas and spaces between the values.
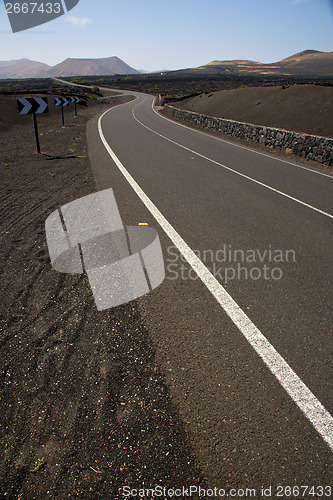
54, 97, 69, 106
67, 96, 80, 104
17, 97, 48, 115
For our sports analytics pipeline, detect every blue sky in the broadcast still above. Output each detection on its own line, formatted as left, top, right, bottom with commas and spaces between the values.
0, 0, 332, 71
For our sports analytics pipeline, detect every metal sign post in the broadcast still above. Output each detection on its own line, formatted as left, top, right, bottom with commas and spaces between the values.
54, 97, 69, 125
32, 113, 40, 153
17, 97, 48, 154
66, 96, 80, 117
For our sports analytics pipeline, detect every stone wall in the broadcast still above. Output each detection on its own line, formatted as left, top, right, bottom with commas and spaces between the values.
163, 104, 333, 167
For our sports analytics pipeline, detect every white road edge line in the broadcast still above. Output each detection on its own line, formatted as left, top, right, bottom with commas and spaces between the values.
133, 100, 333, 219
152, 98, 333, 180
56, 77, 333, 180
98, 105, 333, 452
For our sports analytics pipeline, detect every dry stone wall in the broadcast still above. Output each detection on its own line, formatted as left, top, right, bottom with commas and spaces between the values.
163, 104, 333, 166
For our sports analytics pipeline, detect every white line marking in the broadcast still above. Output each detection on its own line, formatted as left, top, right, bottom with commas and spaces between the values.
132, 103, 333, 219
98, 105, 333, 451
55, 77, 332, 179
151, 100, 333, 180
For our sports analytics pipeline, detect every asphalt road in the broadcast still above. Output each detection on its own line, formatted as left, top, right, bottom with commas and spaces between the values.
86, 90, 333, 494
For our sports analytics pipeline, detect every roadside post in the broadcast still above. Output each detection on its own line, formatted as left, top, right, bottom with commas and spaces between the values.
54, 96, 69, 125
32, 113, 40, 154
67, 96, 80, 116
17, 97, 49, 154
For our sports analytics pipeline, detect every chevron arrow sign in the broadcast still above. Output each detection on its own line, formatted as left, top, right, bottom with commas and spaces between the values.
17, 97, 49, 115
67, 96, 80, 104
54, 97, 69, 106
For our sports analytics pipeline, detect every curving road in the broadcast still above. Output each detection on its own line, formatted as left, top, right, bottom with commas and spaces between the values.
86, 89, 333, 490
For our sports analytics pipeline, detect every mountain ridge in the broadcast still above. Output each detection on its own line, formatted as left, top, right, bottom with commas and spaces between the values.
0, 50, 332, 79
0, 56, 139, 78
190, 50, 333, 76
0, 58, 52, 78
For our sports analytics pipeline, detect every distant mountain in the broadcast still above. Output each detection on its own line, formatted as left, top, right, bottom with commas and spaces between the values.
0, 56, 139, 78
0, 58, 26, 67
177, 50, 333, 77
44, 56, 140, 77
278, 50, 333, 75
1, 51, 331, 79
0, 58, 51, 78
